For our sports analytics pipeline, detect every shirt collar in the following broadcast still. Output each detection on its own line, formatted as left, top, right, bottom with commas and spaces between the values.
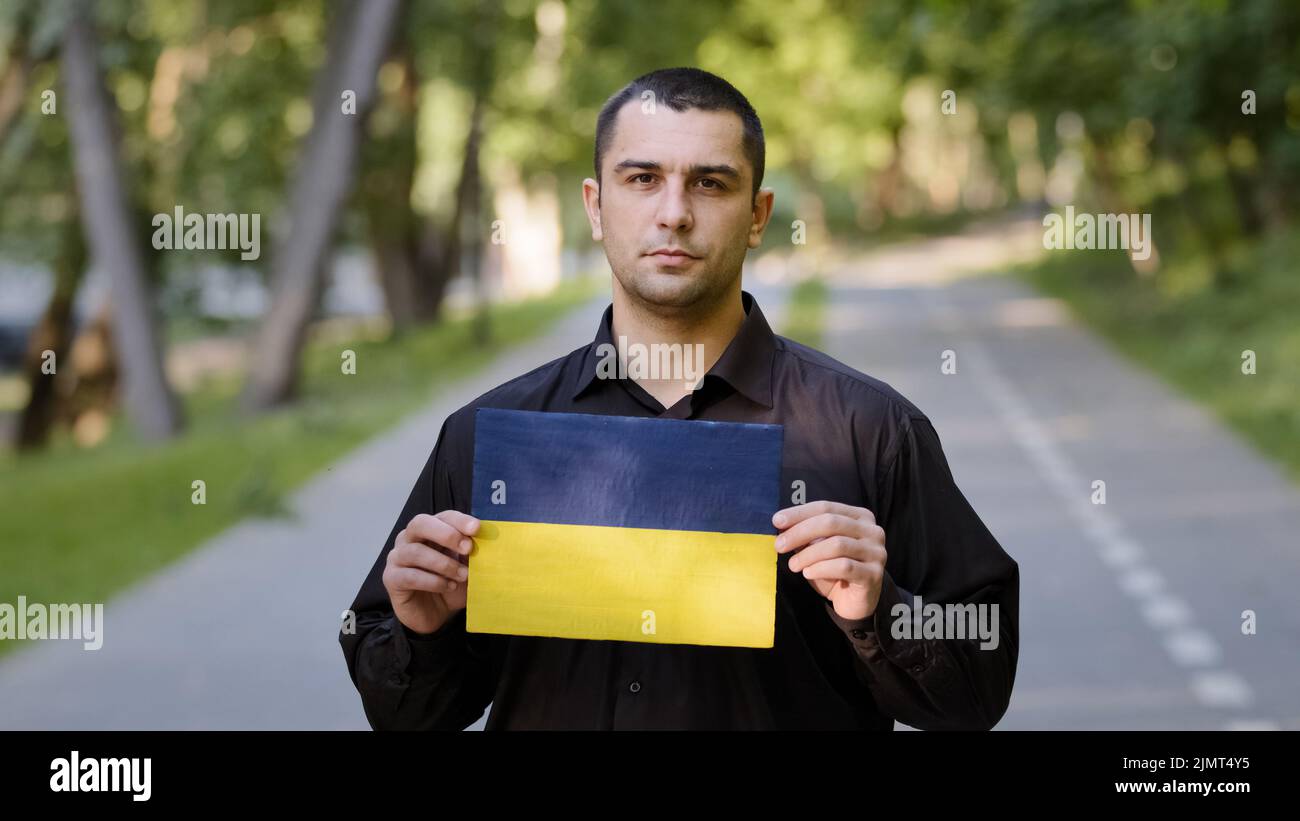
571, 289, 777, 409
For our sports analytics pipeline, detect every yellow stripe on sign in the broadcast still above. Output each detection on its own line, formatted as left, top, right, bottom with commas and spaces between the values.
466, 520, 776, 648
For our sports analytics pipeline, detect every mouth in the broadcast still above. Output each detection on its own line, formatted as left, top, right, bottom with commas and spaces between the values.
645, 248, 700, 267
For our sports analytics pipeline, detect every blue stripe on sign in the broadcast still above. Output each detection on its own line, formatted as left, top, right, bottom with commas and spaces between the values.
471, 408, 783, 534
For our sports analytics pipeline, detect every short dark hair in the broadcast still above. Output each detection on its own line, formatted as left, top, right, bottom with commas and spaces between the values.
594, 67, 765, 201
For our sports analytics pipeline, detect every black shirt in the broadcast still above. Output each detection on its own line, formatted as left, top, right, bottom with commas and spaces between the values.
340, 290, 1019, 730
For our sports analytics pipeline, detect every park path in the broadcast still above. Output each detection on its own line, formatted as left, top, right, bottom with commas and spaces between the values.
820, 216, 1299, 729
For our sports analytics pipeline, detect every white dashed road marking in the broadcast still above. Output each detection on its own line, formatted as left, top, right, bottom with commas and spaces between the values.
917, 288, 1259, 719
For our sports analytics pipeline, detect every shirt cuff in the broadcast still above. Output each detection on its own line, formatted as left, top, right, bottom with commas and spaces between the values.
823, 570, 914, 641
393, 610, 468, 674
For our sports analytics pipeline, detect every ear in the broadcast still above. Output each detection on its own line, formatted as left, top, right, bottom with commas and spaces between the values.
747, 187, 776, 249
582, 178, 603, 241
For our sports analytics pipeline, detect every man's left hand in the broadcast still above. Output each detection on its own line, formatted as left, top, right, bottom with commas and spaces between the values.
773, 501, 887, 621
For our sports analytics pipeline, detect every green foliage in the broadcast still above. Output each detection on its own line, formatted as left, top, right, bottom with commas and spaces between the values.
1015, 226, 1300, 481
780, 276, 828, 349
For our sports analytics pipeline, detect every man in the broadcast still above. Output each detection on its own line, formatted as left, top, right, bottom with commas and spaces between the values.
340, 67, 1019, 730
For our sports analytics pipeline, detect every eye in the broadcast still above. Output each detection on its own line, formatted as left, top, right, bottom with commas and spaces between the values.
631, 173, 656, 184
697, 178, 723, 190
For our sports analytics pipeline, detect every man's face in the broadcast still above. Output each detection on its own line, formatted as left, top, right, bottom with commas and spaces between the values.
583, 102, 774, 314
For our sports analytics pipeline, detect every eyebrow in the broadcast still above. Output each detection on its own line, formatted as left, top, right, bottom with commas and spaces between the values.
612, 159, 742, 180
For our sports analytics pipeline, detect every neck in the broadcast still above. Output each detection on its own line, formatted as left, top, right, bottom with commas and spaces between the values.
609, 279, 746, 409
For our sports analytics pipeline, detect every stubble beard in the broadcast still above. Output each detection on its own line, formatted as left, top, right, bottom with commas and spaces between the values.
607, 236, 745, 322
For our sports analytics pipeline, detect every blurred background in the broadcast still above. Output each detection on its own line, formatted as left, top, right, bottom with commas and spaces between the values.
0, 0, 1297, 730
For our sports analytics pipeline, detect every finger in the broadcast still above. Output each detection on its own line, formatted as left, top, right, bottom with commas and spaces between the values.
392, 541, 469, 582
384, 565, 460, 594
402, 512, 478, 555
800, 556, 881, 586
772, 500, 875, 530
794, 539, 885, 574
436, 509, 481, 537
775, 513, 868, 553
787, 535, 872, 573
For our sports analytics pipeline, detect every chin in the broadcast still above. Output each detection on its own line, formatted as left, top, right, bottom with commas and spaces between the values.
626, 268, 710, 307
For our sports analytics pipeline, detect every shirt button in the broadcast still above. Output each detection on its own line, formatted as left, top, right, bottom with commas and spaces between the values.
851, 629, 869, 640
629, 680, 641, 694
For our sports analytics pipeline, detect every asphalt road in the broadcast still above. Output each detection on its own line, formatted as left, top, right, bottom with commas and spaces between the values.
819, 224, 1299, 729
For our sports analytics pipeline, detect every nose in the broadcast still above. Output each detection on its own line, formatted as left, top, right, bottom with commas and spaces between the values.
654, 180, 693, 233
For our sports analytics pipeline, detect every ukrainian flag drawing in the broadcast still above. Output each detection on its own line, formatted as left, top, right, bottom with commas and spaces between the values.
468, 408, 783, 648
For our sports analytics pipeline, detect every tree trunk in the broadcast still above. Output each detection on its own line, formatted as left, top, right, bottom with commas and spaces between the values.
1090, 142, 1161, 276
1224, 165, 1263, 237
0, 28, 32, 146
361, 38, 447, 329
459, 0, 498, 346
874, 124, 904, 217
15, 211, 85, 450
370, 231, 421, 328
456, 92, 489, 345
242, 0, 403, 411
416, 219, 454, 318
62, 298, 120, 446
62, 0, 181, 441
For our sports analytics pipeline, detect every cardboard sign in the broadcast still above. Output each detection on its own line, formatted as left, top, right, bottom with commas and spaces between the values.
468, 408, 782, 648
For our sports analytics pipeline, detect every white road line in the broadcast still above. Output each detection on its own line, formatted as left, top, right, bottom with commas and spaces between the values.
915, 287, 1257, 714
1164, 628, 1222, 667
1141, 595, 1192, 630
1097, 537, 1145, 569
1190, 671, 1253, 708
1223, 719, 1280, 730
1118, 568, 1165, 597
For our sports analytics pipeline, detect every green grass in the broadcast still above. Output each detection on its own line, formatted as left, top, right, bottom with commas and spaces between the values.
0, 277, 600, 654
1011, 229, 1300, 482
779, 276, 828, 348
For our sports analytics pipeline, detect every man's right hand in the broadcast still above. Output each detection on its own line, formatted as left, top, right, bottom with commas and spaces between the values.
383, 511, 479, 636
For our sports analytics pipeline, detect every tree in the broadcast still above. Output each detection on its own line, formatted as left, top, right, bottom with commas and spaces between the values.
62, 0, 181, 441
241, 0, 402, 411
14, 204, 84, 450
359, 30, 456, 329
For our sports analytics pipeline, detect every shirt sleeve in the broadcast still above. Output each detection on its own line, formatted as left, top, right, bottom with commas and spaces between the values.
338, 417, 497, 730
825, 411, 1020, 731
